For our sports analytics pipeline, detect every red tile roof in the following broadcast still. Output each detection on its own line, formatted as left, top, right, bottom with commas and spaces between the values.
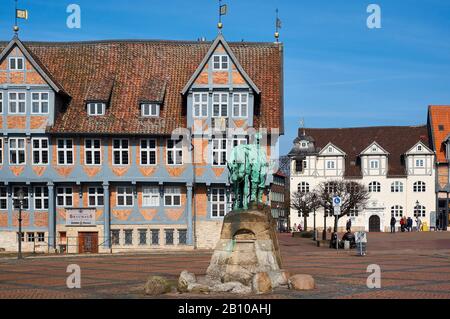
428, 105, 450, 163
304, 126, 430, 178
0, 39, 283, 135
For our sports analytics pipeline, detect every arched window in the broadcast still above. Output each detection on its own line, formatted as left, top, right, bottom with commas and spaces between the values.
413, 181, 426, 193
391, 181, 404, 193
391, 205, 403, 217
298, 182, 310, 193
325, 182, 337, 193
414, 205, 426, 217
368, 181, 381, 193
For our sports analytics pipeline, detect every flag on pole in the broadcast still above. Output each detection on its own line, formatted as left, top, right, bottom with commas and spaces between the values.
276, 17, 282, 30
220, 4, 228, 16
16, 9, 28, 20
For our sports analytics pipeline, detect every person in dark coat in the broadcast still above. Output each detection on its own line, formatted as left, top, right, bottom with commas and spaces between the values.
346, 219, 352, 232
390, 216, 396, 233
407, 217, 413, 232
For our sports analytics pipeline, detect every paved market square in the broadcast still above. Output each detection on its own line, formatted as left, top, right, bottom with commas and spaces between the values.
1, 232, 449, 299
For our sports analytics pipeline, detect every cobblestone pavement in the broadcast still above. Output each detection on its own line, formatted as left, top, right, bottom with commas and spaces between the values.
0, 232, 449, 299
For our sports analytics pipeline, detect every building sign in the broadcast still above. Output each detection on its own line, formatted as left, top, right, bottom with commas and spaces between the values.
66, 208, 96, 226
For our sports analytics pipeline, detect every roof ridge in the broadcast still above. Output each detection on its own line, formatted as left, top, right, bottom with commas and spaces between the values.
305, 125, 427, 130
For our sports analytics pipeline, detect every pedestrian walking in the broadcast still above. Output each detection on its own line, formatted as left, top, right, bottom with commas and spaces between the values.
346, 219, 352, 232
407, 217, 413, 232
416, 217, 422, 232
390, 216, 396, 233
400, 217, 406, 232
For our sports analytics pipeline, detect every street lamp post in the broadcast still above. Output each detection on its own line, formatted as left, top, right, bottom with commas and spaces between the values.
323, 202, 328, 240
15, 189, 25, 260
312, 194, 317, 241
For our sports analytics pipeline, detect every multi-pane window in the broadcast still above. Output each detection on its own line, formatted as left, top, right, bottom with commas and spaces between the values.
167, 139, 183, 165
27, 232, 35, 242
37, 232, 45, 242
139, 229, 147, 245
13, 187, 29, 210
325, 182, 337, 194
9, 138, 26, 165
141, 103, 159, 117
9, 57, 24, 70
124, 229, 133, 245
0, 138, 3, 165
113, 139, 129, 165
9, 92, 26, 114
117, 187, 133, 207
368, 181, 381, 193
32, 138, 49, 165
232, 138, 247, 148
31, 92, 49, 114
413, 181, 426, 193
142, 186, 160, 207
164, 187, 181, 207
34, 187, 49, 210
151, 229, 159, 245
415, 159, 425, 167
391, 181, 404, 193
212, 55, 229, 70
414, 205, 426, 217
140, 139, 157, 165
212, 93, 228, 117
57, 139, 74, 165
165, 229, 174, 245
88, 187, 104, 207
178, 229, 187, 245
232, 93, 248, 117
349, 206, 359, 217
326, 160, 336, 169
0, 92, 3, 113
87, 103, 105, 116
211, 188, 226, 217
56, 187, 73, 207
0, 187, 7, 210
111, 229, 120, 246
370, 160, 379, 169
391, 205, 403, 217
193, 93, 208, 117
212, 138, 227, 166
298, 182, 310, 193
85, 139, 101, 165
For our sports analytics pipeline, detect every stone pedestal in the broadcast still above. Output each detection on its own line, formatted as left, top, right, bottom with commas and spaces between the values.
206, 204, 283, 286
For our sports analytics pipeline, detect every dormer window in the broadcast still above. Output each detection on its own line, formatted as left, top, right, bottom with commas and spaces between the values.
415, 159, 425, 167
372, 147, 377, 152
9, 57, 24, 70
328, 147, 333, 153
370, 160, 379, 169
300, 141, 309, 148
141, 103, 159, 117
87, 103, 105, 116
212, 55, 229, 70
417, 145, 422, 151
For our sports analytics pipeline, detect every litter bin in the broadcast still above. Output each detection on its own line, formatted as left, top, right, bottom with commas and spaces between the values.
344, 240, 350, 250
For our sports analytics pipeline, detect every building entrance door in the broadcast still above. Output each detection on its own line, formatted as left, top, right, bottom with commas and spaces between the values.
78, 232, 98, 253
369, 215, 381, 232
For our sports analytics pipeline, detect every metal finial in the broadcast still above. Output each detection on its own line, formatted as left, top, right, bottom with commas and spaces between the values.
275, 8, 282, 43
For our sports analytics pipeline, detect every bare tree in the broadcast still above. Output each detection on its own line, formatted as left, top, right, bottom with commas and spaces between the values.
290, 189, 321, 231
316, 180, 370, 232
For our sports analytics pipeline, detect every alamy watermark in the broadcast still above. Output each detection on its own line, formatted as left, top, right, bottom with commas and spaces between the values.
66, 264, 81, 288
66, 4, 81, 29
367, 4, 382, 29
366, 264, 381, 289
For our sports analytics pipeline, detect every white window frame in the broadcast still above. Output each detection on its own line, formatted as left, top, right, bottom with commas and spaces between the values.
85, 139, 102, 166
167, 139, 183, 165
414, 205, 426, 217
368, 181, 381, 193
88, 187, 104, 207
0, 92, 3, 113
31, 92, 49, 114
142, 186, 160, 207
211, 187, 227, 218
212, 138, 227, 167
370, 160, 379, 169
212, 93, 228, 118
87, 103, 105, 116
417, 145, 422, 151
141, 103, 159, 117
232, 93, 248, 118
298, 182, 310, 193
112, 139, 129, 166
9, 137, 26, 165
391, 181, 404, 193
212, 54, 229, 71
0, 187, 7, 210
9, 57, 24, 71
326, 160, 336, 170
56, 187, 73, 207
116, 186, 133, 207
413, 181, 426, 193
391, 205, 403, 217
32, 137, 49, 165
164, 187, 181, 207
34, 186, 49, 211
415, 159, 425, 167
232, 138, 247, 148
8, 92, 26, 114
193, 93, 208, 118
57, 139, 74, 165
140, 138, 157, 166
0, 138, 3, 165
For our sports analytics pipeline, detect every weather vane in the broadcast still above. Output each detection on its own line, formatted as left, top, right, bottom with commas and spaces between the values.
13, 0, 28, 36
275, 8, 282, 42
218, 0, 228, 32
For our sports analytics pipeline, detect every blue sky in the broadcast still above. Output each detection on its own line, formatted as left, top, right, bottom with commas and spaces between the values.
1, 0, 450, 155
